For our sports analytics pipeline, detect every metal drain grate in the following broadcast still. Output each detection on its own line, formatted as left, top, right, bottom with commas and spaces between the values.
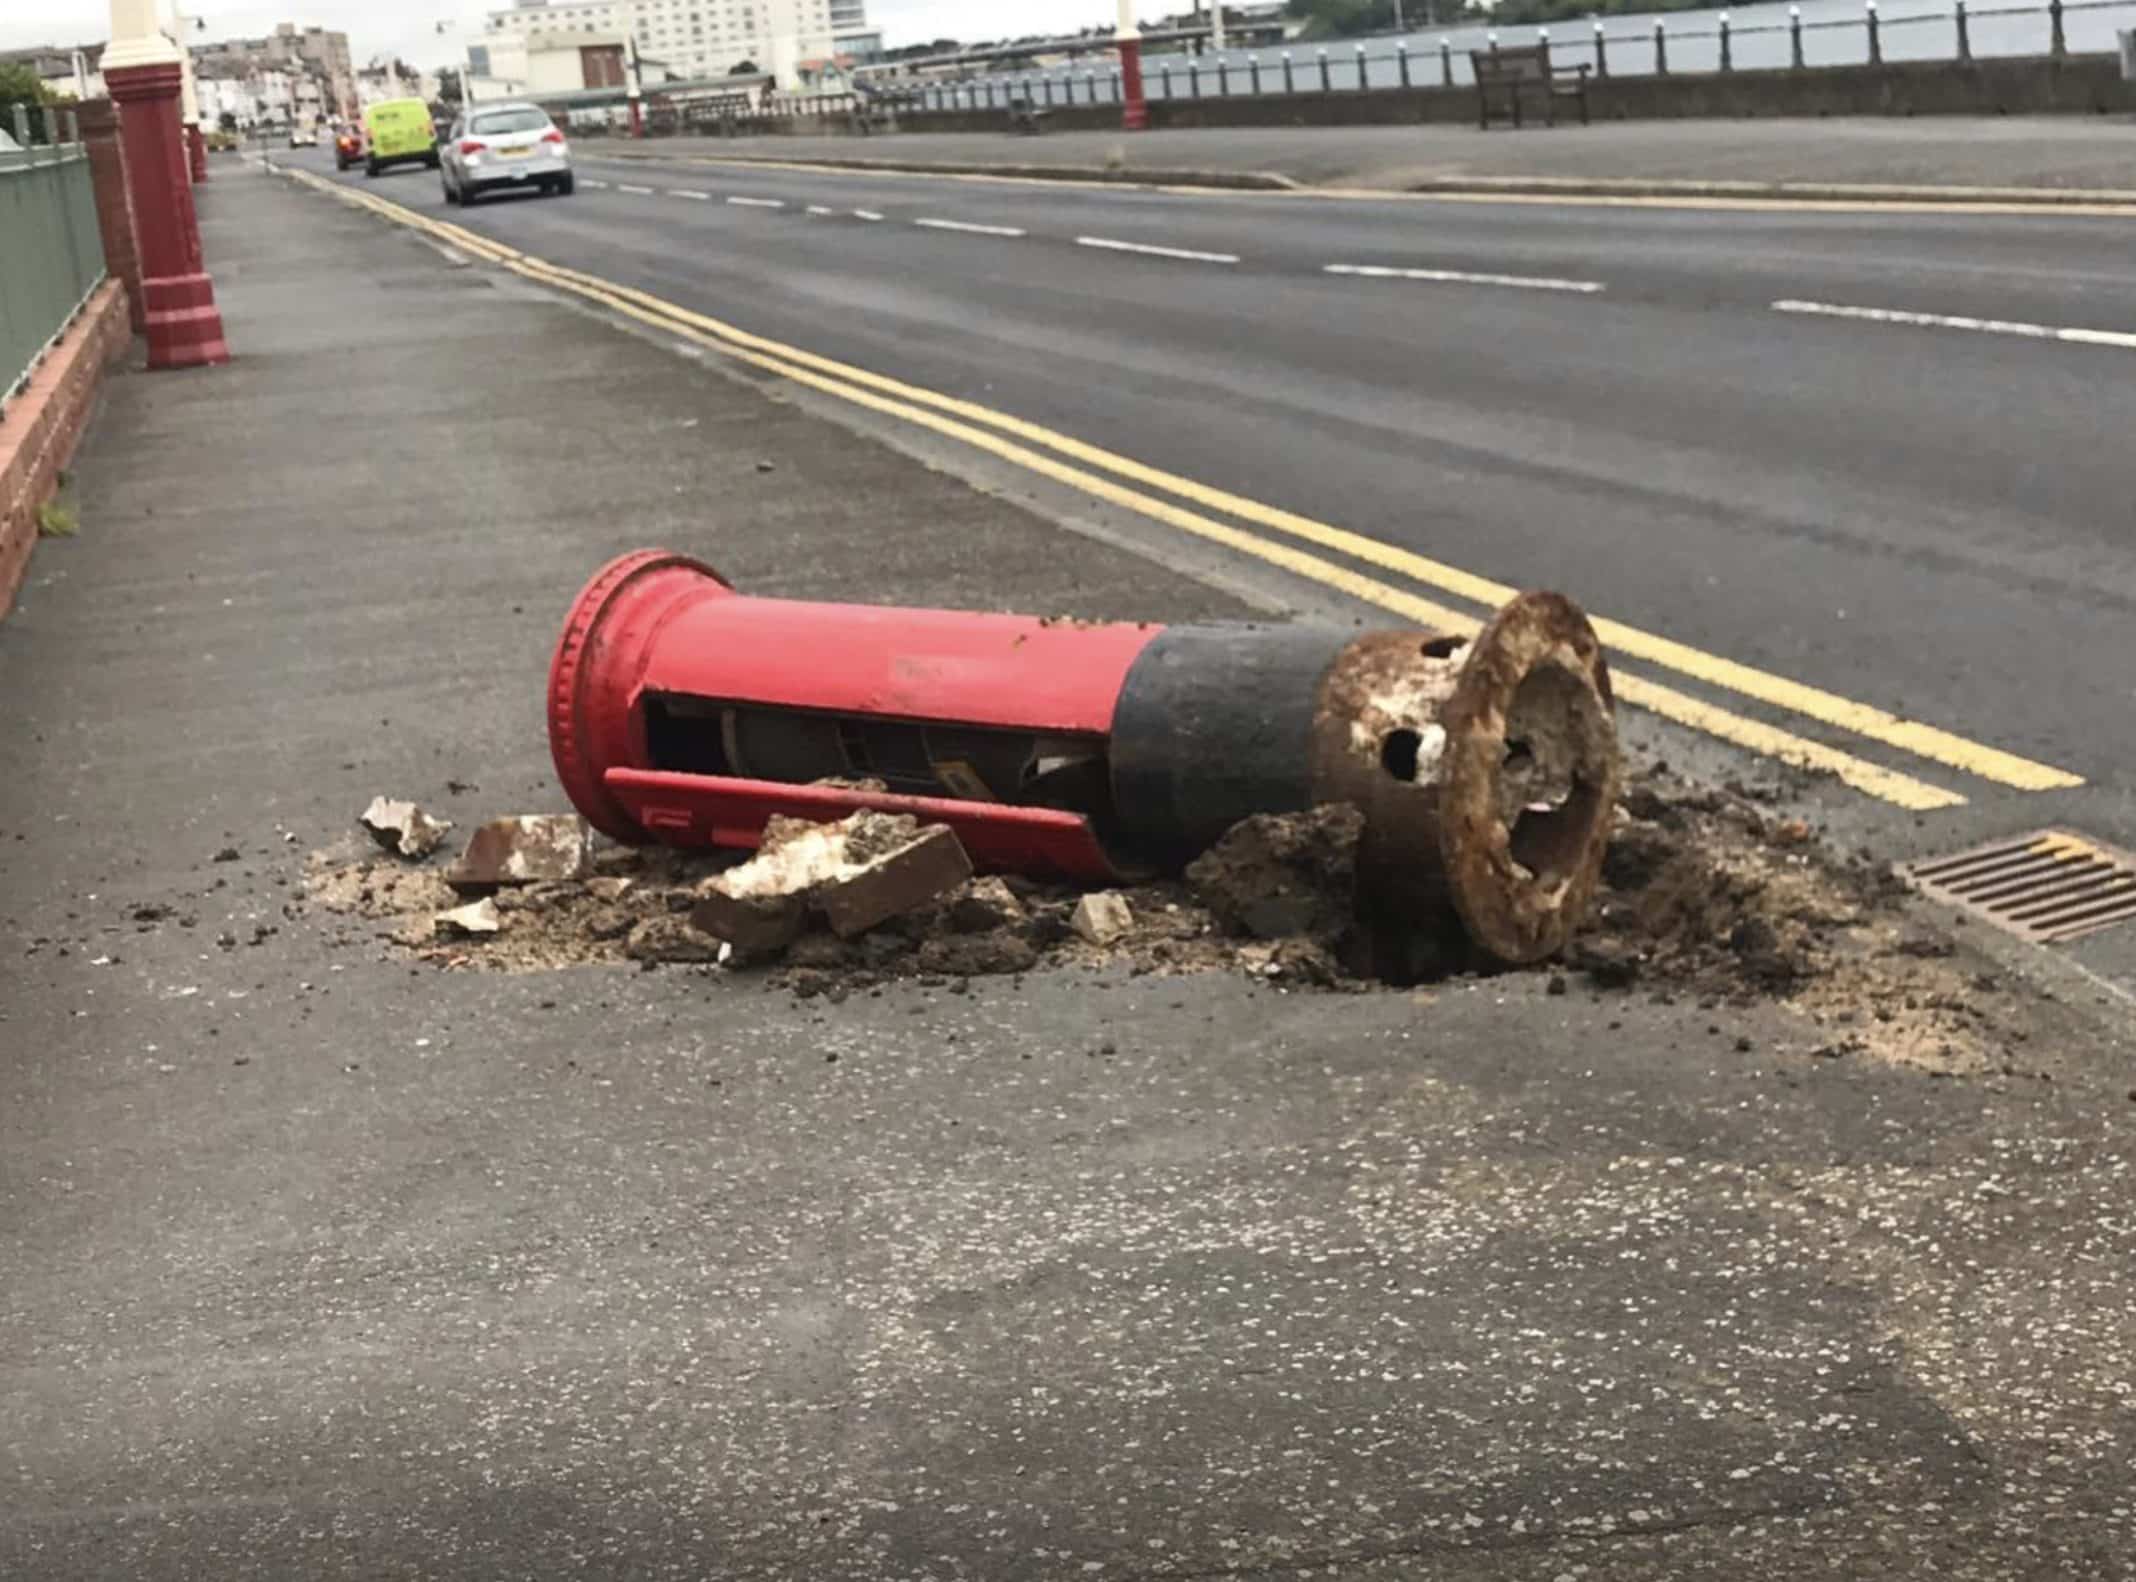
1901, 830, 2136, 944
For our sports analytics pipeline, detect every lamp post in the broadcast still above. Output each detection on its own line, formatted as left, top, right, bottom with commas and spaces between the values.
1118, 0, 1147, 131
627, 33, 645, 137
102, 0, 229, 368
170, 0, 207, 180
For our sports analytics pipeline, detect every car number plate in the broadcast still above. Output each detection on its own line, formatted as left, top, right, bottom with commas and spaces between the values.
501, 144, 532, 157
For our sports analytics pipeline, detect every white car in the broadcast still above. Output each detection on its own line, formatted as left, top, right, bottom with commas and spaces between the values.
287, 124, 320, 148
439, 103, 572, 205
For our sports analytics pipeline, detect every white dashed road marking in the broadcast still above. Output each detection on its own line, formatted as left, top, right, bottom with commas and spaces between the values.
616, 183, 655, 195
1076, 235, 1240, 265
1773, 298, 2136, 352
1324, 262, 1605, 294
805, 204, 835, 215
727, 195, 785, 208
853, 209, 884, 221
914, 218, 1027, 237
581, 178, 610, 189
670, 188, 712, 200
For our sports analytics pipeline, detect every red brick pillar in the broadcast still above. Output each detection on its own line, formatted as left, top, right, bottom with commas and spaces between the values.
75, 100, 146, 334
187, 123, 208, 182
104, 60, 229, 370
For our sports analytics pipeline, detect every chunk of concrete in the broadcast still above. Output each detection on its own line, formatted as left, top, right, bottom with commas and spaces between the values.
948, 876, 1027, 935
690, 888, 810, 957
1185, 805, 1363, 942
817, 820, 972, 938
447, 815, 595, 886
687, 811, 973, 954
434, 897, 502, 938
1072, 891, 1134, 947
625, 915, 726, 965
360, 796, 453, 860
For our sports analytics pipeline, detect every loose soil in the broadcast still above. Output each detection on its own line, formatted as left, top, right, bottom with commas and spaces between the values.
301, 763, 2028, 1075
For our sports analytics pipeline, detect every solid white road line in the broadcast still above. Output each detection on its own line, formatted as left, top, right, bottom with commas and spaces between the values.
853, 208, 885, 221
728, 195, 785, 208
1324, 262, 1605, 294
805, 204, 836, 215
616, 183, 655, 195
670, 188, 712, 200
1773, 298, 2136, 352
1075, 235, 1240, 265
914, 217, 1027, 237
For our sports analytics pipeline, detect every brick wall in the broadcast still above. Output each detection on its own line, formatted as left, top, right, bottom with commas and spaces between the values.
76, 101, 146, 334
0, 281, 133, 619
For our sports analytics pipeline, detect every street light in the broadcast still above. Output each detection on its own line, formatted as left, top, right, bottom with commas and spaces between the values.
437, 18, 479, 113
1117, 0, 1147, 132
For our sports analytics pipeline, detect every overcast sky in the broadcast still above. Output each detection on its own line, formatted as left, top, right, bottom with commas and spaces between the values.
1, 1, 1141, 68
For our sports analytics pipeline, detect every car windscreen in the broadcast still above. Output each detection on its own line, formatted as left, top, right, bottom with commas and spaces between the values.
470, 109, 551, 136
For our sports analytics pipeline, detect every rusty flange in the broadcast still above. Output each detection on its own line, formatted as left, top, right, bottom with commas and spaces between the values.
1309, 593, 1619, 965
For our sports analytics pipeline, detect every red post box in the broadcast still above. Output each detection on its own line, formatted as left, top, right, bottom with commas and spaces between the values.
549, 550, 1619, 963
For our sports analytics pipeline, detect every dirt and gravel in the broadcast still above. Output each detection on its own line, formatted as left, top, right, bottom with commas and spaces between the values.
297, 762, 2030, 1076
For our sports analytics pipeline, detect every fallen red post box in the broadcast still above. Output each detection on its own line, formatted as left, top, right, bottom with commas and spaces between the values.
548, 549, 1620, 963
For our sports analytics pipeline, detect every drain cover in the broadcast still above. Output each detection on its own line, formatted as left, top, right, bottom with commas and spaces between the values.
1901, 830, 2136, 944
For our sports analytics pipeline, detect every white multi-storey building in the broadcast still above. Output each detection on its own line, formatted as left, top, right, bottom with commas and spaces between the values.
480, 0, 848, 88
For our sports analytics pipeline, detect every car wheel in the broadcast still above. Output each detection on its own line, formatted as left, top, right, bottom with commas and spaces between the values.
364, 157, 378, 177
460, 184, 480, 208
425, 152, 441, 170
442, 174, 459, 205
556, 173, 575, 196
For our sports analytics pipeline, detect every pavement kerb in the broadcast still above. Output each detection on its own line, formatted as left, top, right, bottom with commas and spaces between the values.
583, 142, 2136, 208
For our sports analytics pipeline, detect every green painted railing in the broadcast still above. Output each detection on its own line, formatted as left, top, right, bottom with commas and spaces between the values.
0, 105, 107, 420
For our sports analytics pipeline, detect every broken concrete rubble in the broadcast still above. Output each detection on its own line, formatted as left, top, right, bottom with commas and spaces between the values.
948, 876, 1027, 935
434, 897, 501, 938
360, 796, 452, 860
447, 815, 595, 886
689, 811, 974, 952
1071, 891, 1135, 947
1186, 806, 1362, 944
302, 762, 2027, 1075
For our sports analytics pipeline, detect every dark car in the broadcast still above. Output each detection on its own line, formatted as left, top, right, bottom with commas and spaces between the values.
333, 124, 364, 171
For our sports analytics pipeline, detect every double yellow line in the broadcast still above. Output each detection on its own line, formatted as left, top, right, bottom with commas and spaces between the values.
291, 169, 2083, 812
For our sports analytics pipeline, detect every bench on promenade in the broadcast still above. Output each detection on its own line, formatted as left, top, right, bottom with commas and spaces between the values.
1471, 44, 1590, 130
1008, 96, 1053, 135
849, 105, 897, 135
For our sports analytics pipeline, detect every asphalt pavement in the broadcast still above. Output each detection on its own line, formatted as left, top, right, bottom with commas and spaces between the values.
633, 117, 2136, 193
4, 165, 2135, 1580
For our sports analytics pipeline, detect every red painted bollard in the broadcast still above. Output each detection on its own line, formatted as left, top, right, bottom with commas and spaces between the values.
549, 550, 1621, 963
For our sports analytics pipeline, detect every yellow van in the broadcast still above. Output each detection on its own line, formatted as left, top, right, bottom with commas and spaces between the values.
361, 98, 438, 178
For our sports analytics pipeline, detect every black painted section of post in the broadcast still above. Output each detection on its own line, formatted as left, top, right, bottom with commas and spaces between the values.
1719, 15, 1733, 70
1250, 55, 1262, 93
1109, 625, 1350, 859
1283, 53, 1296, 92
1655, 22, 1669, 74
1399, 42, 1411, 87
1791, 9, 1806, 67
1867, 3, 1883, 64
1955, 0, 1971, 59
1440, 39, 1453, 85
1594, 27, 1609, 77
2049, 0, 2065, 57
1318, 49, 1332, 91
